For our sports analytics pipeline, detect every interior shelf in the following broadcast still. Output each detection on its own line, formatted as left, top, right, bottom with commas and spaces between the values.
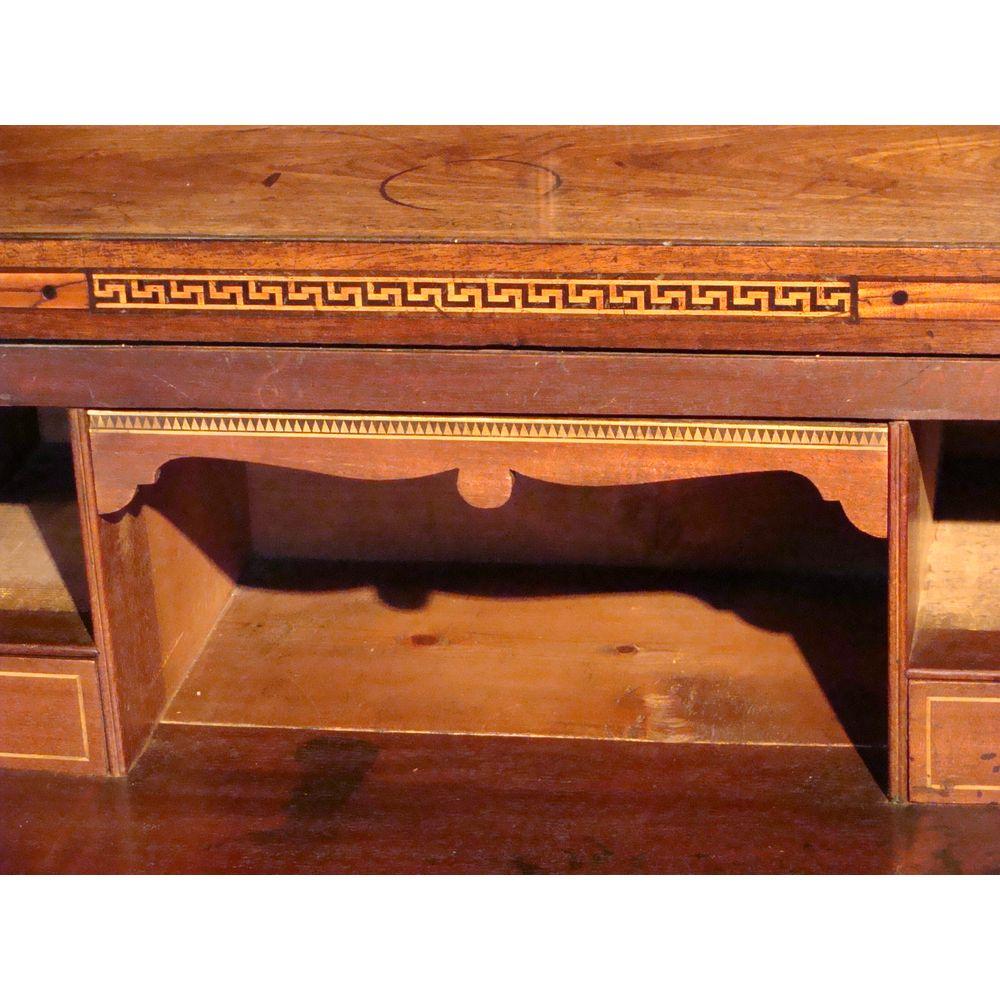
0, 420, 92, 651
164, 558, 886, 750
911, 450, 1000, 672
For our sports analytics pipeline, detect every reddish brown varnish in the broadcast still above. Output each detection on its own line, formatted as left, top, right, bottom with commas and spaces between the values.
3, 723, 1000, 874
0, 127, 999, 355
0, 129, 997, 855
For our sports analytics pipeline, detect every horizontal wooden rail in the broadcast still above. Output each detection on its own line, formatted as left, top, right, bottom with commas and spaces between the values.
0, 345, 997, 420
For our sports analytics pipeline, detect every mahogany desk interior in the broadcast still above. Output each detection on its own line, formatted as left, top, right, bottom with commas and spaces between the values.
0, 126, 998, 873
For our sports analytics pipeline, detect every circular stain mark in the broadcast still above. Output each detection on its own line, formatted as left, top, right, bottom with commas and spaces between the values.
380, 157, 562, 212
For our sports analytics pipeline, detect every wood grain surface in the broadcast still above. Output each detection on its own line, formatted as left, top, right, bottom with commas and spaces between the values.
0, 653, 107, 775
858, 281, 1000, 321
909, 449, 1000, 674
247, 466, 886, 578
1, 272, 998, 355
1, 129, 998, 354
3, 238, 1000, 278
0, 440, 92, 649
0, 125, 996, 809
72, 419, 250, 772
2, 127, 998, 244
84, 411, 889, 536
4, 722, 1000, 873
164, 561, 887, 752
0, 271, 87, 310
909, 680, 1000, 804
1, 347, 997, 420
5, 306, 999, 355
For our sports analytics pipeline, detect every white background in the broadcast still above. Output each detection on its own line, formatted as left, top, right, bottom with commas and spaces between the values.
1, 1, 995, 124
1, 1, 996, 995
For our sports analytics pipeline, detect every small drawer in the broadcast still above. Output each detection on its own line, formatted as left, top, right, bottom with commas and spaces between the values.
909, 680, 1000, 803
0, 655, 107, 775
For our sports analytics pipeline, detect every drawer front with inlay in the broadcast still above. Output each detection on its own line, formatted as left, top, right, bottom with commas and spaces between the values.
0, 655, 107, 774
909, 680, 1000, 803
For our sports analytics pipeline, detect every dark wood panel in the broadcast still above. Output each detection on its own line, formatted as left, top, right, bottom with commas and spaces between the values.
248, 467, 886, 578
0, 407, 38, 481
1, 347, 998, 420
3, 722, 1000, 873
72, 414, 250, 773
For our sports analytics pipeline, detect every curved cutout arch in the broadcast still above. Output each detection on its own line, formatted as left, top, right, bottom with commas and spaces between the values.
86, 410, 889, 539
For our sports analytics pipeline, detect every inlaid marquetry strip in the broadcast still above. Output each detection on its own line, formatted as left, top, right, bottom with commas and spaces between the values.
89, 411, 888, 450
89, 274, 856, 317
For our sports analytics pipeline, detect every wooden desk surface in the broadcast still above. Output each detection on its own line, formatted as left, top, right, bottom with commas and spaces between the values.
2, 125, 999, 245
0, 127, 997, 412
5, 722, 1000, 873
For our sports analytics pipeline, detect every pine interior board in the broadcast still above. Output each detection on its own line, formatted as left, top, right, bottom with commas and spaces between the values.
0, 443, 91, 648
165, 561, 887, 749
915, 522, 1000, 633
911, 452, 1000, 672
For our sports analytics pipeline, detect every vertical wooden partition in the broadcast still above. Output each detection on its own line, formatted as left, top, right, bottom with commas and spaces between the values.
891, 420, 1000, 803
70, 411, 251, 772
903, 423, 1000, 803
0, 408, 106, 774
887, 422, 942, 800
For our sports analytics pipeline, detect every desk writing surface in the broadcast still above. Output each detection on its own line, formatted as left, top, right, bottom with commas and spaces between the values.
0, 127, 998, 359
1, 126, 999, 245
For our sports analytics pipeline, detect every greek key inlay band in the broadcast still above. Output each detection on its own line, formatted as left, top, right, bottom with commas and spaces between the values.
90, 274, 856, 317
